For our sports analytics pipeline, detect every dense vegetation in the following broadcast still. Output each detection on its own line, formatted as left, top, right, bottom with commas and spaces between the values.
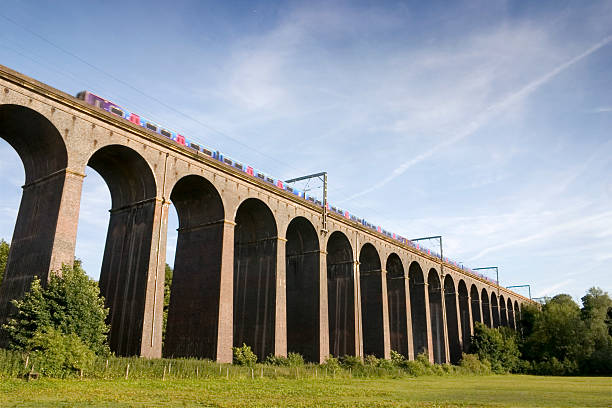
471, 288, 612, 375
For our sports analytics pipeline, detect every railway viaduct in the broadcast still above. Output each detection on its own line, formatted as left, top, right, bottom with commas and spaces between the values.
0, 64, 532, 364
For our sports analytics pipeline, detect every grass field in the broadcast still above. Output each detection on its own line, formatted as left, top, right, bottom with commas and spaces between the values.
0, 375, 610, 407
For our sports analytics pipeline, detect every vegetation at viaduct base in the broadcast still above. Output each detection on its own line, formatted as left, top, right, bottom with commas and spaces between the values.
0, 239, 610, 382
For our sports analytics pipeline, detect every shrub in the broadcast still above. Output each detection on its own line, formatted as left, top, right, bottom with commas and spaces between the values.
2, 261, 109, 356
390, 350, 406, 366
232, 343, 257, 367
287, 352, 304, 367
321, 355, 340, 371
27, 327, 95, 377
265, 354, 289, 366
364, 354, 379, 366
339, 355, 363, 369
470, 322, 520, 373
459, 353, 491, 375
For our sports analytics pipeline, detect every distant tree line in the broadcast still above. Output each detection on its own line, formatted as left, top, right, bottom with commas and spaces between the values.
471, 287, 612, 375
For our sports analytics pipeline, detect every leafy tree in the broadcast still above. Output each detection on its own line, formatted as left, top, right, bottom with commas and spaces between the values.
162, 263, 173, 344
0, 239, 9, 288
470, 322, 520, 373
521, 294, 584, 363
579, 287, 612, 374
2, 260, 109, 356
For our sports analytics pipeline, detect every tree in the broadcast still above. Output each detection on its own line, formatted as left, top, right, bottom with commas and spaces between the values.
0, 239, 9, 288
470, 322, 520, 373
579, 287, 612, 374
2, 260, 110, 356
521, 294, 584, 363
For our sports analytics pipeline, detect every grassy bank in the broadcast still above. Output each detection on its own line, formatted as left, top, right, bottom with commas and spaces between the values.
1, 375, 610, 407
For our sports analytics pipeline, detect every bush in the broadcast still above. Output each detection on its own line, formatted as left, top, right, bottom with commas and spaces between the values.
364, 354, 379, 366
470, 322, 520, 373
287, 352, 304, 367
265, 354, 289, 366
339, 355, 363, 369
232, 343, 257, 367
321, 355, 340, 371
27, 327, 95, 377
459, 353, 492, 375
2, 261, 109, 356
390, 350, 406, 366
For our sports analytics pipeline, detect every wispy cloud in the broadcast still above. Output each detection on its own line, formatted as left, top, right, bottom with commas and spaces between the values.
536, 278, 575, 298
345, 34, 612, 201
593, 106, 612, 113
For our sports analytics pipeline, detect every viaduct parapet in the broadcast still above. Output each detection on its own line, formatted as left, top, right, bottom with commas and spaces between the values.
0, 64, 532, 363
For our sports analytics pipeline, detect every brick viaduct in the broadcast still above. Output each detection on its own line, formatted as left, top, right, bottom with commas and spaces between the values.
0, 65, 531, 364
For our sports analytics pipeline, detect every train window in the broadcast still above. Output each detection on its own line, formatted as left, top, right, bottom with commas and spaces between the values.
189, 143, 200, 150
223, 158, 233, 165
257, 172, 265, 179
286, 186, 293, 193
161, 129, 172, 138
146, 123, 157, 132
202, 148, 212, 156
266, 177, 274, 183
110, 107, 123, 116
235, 163, 243, 170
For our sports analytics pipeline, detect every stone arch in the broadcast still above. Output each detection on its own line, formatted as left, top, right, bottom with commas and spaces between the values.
507, 297, 515, 329
87, 144, 159, 356
386, 253, 408, 357
428, 269, 446, 364
327, 230, 355, 357
409, 261, 428, 358
458, 280, 471, 351
514, 300, 521, 330
490, 292, 500, 328
233, 198, 278, 360
500, 294, 508, 327
286, 216, 320, 362
443, 274, 460, 364
481, 288, 491, 328
470, 284, 481, 327
164, 174, 225, 359
0, 104, 72, 328
359, 242, 384, 358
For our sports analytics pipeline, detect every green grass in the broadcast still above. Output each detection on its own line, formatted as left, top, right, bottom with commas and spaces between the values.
0, 375, 610, 407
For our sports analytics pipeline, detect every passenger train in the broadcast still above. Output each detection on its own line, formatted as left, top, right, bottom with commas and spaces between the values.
76, 90, 496, 284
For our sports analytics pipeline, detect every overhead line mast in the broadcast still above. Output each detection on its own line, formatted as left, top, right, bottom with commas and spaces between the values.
285, 172, 328, 234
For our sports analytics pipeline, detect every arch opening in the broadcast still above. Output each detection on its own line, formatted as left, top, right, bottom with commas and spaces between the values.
443, 275, 460, 364
233, 198, 277, 360
386, 253, 408, 357
359, 243, 384, 358
286, 217, 320, 362
458, 280, 471, 352
409, 262, 428, 358
490, 292, 500, 328
164, 175, 225, 359
481, 289, 491, 328
507, 297, 515, 329
428, 269, 446, 364
0, 105, 71, 328
500, 295, 508, 327
470, 284, 481, 327
514, 301, 521, 331
88, 144, 158, 356
327, 231, 355, 357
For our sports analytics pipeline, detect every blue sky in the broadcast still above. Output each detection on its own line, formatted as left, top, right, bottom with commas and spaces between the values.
0, 1, 610, 303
